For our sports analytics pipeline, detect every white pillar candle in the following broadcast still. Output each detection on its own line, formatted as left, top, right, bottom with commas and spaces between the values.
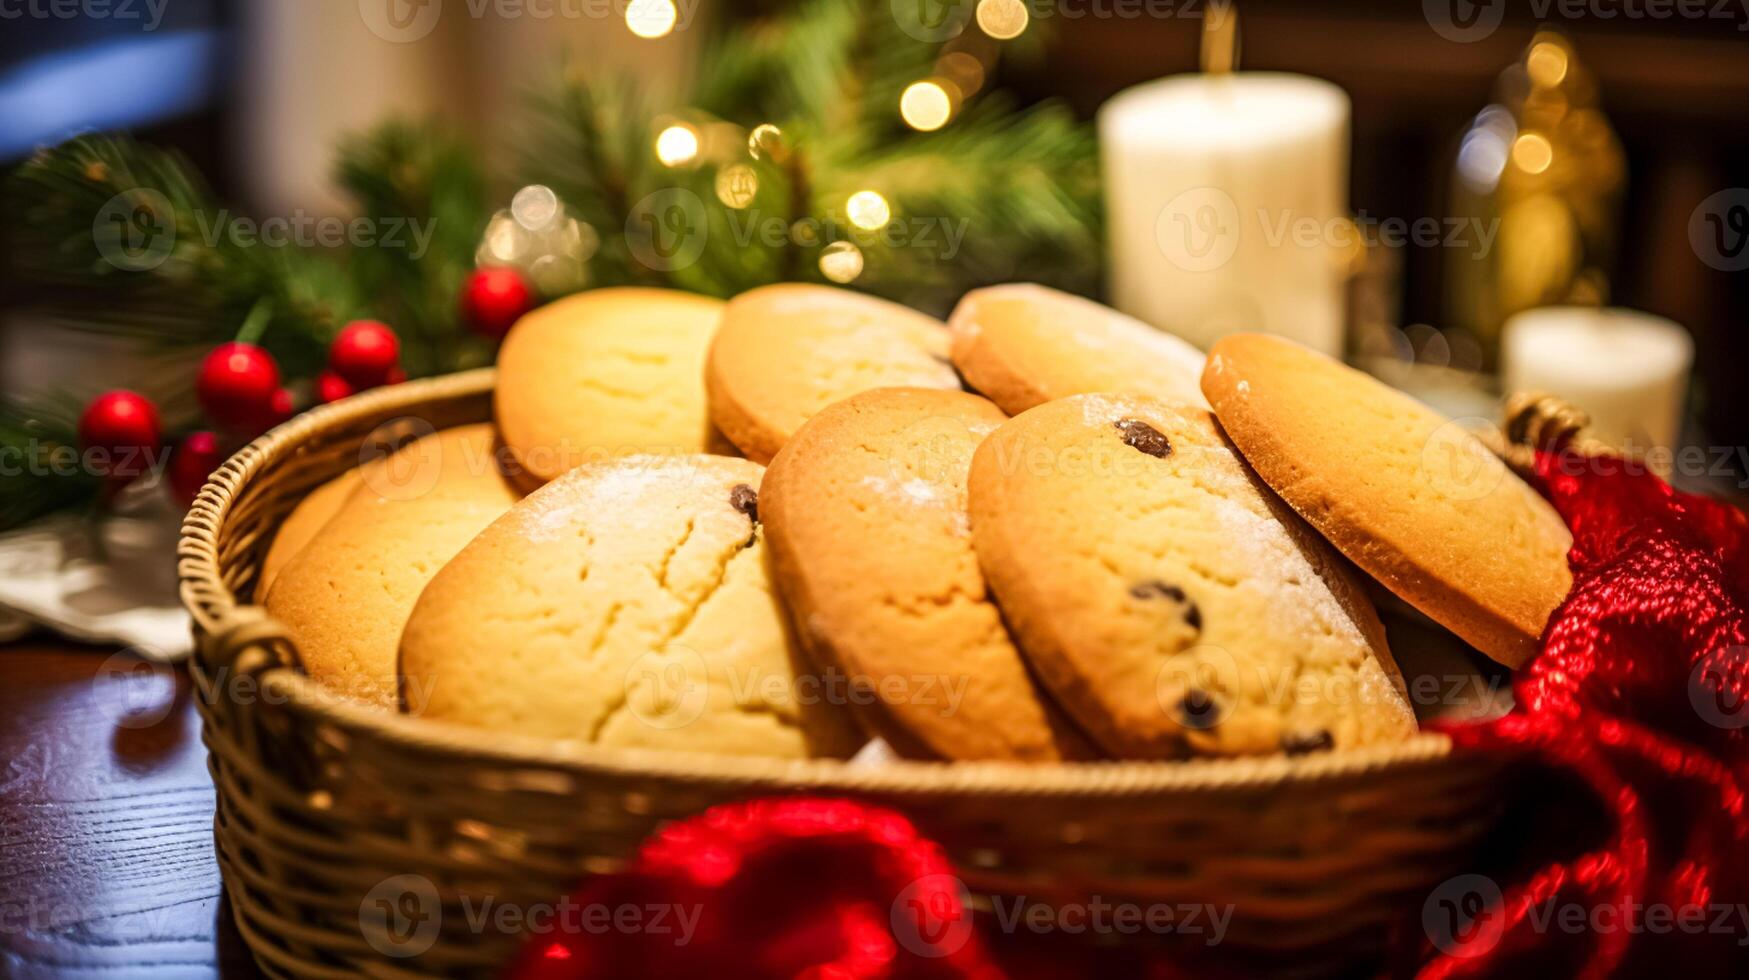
1100, 72, 1350, 355
1501, 307, 1694, 454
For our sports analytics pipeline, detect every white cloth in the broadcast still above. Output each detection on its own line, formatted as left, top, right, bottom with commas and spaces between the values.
0, 484, 190, 661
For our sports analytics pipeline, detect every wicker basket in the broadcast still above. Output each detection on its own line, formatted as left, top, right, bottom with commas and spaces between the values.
180, 369, 1523, 979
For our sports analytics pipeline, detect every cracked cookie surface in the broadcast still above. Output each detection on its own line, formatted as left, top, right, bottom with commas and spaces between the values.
706, 284, 961, 464
400, 454, 862, 758
495, 287, 731, 487
967, 394, 1416, 759
760, 387, 1090, 761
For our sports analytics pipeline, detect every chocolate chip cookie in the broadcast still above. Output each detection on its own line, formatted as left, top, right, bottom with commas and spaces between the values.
967, 394, 1416, 758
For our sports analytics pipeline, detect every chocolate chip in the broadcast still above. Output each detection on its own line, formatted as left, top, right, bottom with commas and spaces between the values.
1129, 580, 1203, 632
1282, 730, 1334, 756
1175, 690, 1222, 730
1114, 419, 1171, 458
729, 484, 759, 522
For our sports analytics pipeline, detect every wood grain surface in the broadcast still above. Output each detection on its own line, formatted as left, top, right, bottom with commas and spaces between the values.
0, 641, 260, 979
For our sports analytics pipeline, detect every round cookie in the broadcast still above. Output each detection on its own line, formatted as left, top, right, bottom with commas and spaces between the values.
761, 388, 1088, 761
257, 466, 364, 598
948, 283, 1207, 415
265, 424, 522, 706
967, 394, 1417, 759
706, 283, 961, 463
400, 454, 862, 758
495, 287, 729, 487
1201, 333, 1573, 668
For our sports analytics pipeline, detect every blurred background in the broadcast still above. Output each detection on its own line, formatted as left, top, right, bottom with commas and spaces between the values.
1, 0, 1745, 476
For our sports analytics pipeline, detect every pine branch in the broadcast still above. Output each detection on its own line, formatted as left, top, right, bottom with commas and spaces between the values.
334, 120, 494, 374
0, 398, 100, 532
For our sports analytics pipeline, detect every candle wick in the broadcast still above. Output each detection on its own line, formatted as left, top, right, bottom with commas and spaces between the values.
1200, 0, 1241, 76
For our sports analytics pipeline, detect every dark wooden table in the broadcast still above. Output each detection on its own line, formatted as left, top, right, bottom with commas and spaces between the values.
0, 641, 261, 979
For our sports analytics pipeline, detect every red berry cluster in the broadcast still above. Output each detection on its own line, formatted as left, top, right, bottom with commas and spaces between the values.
78, 319, 412, 507
318, 320, 405, 404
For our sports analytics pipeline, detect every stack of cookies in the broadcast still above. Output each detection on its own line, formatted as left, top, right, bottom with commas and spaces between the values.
261, 282, 1573, 763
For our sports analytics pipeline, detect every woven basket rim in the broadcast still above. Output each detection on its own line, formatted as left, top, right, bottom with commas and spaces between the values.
178, 368, 1494, 796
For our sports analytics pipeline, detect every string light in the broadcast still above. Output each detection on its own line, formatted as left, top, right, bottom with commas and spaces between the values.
846, 190, 891, 231
655, 124, 700, 166
625, 0, 677, 39
900, 81, 954, 132
716, 164, 759, 209
936, 52, 985, 97
975, 0, 1029, 40
511, 184, 561, 231
748, 123, 787, 162
1512, 132, 1553, 175
819, 241, 864, 283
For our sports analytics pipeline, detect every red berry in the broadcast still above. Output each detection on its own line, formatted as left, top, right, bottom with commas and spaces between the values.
197, 342, 281, 430
266, 388, 294, 429
385, 366, 407, 385
316, 370, 355, 404
461, 267, 535, 339
168, 431, 224, 506
78, 390, 162, 484
329, 320, 401, 388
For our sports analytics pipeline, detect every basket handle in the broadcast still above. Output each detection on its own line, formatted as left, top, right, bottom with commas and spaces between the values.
197, 605, 303, 698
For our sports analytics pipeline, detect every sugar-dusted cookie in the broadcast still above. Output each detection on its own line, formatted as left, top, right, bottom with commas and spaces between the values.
706, 284, 961, 463
761, 387, 1089, 761
947, 283, 1207, 415
495, 287, 729, 487
265, 424, 522, 706
400, 454, 862, 758
257, 466, 364, 598
1201, 333, 1573, 668
967, 394, 1416, 758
